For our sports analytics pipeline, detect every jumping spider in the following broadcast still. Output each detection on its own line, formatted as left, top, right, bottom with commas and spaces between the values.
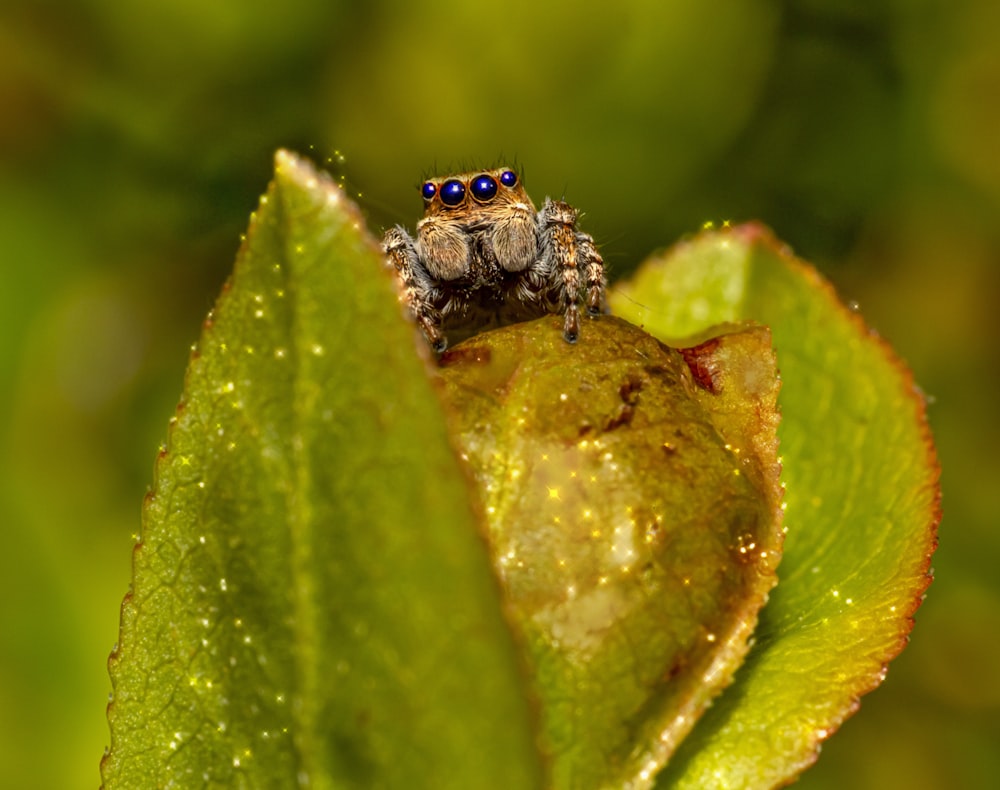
383, 166, 605, 352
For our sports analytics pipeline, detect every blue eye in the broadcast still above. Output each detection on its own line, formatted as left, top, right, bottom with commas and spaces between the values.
439, 179, 466, 207
421, 181, 436, 201
470, 174, 498, 202
499, 170, 518, 188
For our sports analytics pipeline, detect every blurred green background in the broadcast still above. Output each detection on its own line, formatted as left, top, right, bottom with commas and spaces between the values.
2, 0, 997, 786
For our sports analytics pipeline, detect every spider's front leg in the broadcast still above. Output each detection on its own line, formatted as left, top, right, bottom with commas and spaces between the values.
382, 226, 448, 352
577, 229, 606, 319
539, 199, 606, 343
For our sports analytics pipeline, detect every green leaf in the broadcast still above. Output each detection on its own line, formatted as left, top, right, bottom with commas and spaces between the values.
610, 223, 940, 788
436, 316, 784, 788
102, 151, 544, 789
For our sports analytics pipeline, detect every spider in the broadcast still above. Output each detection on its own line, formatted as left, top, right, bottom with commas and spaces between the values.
382, 166, 605, 352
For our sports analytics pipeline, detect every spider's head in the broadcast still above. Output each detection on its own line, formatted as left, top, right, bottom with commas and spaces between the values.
419, 167, 531, 219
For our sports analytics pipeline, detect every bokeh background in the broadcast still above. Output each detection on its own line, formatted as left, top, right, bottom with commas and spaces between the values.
2, 0, 997, 786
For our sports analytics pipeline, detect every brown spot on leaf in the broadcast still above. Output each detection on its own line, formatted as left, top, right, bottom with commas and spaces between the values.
680, 339, 723, 393
604, 408, 634, 432
619, 374, 643, 405
439, 344, 492, 367
604, 373, 644, 431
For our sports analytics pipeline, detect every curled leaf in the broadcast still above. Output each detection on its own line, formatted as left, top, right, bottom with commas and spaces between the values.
437, 315, 783, 788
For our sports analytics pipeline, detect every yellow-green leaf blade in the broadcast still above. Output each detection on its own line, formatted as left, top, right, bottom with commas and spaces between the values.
102, 151, 543, 789
437, 316, 783, 788
611, 223, 940, 787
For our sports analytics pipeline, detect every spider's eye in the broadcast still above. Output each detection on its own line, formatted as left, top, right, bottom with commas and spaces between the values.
439, 179, 466, 207
421, 181, 437, 201
470, 174, 499, 202
499, 170, 518, 188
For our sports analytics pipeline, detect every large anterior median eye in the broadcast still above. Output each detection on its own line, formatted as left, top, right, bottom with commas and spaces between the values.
470, 174, 499, 202
421, 181, 437, 201
439, 179, 467, 207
